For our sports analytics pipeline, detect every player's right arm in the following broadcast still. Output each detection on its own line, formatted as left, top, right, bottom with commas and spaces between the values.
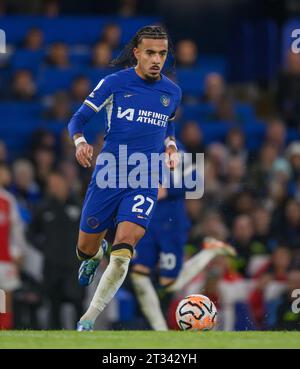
68, 76, 114, 168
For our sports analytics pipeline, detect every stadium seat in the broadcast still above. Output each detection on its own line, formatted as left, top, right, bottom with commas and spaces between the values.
37, 67, 80, 95
254, 19, 279, 81
198, 122, 230, 144
0, 15, 44, 44
228, 21, 256, 82
197, 56, 228, 76
176, 62, 227, 97
243, 120, 267, 150
40, 120, 68, 136
115, 288, 138, 322
182, 103, 215, 122
0, 15, 160, 46
287, 128, 300, 143
11, 49, 46, 73
0, 102, 45, 155
84, 67, 118, 87
0, 101, 44, 119
182, 103, 255, 124
69, 47, 91, 67
176, 68, 210, 96
235, 103, 256, 123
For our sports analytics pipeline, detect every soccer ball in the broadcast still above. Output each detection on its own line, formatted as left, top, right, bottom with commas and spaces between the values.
175, 294, 217, 331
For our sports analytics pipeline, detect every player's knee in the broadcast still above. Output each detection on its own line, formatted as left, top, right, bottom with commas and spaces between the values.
77, 244, 95, 258
76, 241, 99, 260
131, 264, 151, 276
130, 266, 152, 288
114, 227, 144, 246
77, 238, 99, 255
131, 272, 150, 295
159, 277, 176, 290
113, 221, 146, 247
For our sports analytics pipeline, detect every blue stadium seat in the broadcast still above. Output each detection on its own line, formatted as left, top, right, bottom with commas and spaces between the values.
115, 288, 138, 323
42, 17, 106, 45
0, 101, 43, 119
182, 103, 255, 124
197, 56, 228, 76
0, 16, 44, 44
84, 67, 117, 87
253, 20, 279, 81
40, 120, 67, 136
0, 102, 44, 155
178, 118, 267, 150
182, 103, 215, 122
243, 120, 267, 150
228, 21, 256, 82
287, 128, 300, 143
0, 15, 160, 46
228, 19, 279, 82
176, 63, 227, 97
176, 68, 209, 96
235, 103, 256, 123
37, 67, 80, 95
198, 122, 229, 144
0, 117, 40, 157
11, 49, 45, 73
69, 48, 91, 67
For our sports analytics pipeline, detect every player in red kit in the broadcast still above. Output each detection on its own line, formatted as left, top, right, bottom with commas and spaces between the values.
0, 164, 27, 329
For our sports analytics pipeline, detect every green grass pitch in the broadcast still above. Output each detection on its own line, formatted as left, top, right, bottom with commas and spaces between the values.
0, 331, 300, 349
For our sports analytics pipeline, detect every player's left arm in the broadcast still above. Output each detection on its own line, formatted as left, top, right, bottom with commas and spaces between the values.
164, 122, 179, 170
164, 88, 182, 170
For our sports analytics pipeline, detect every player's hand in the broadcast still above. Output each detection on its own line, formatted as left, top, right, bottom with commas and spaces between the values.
76, 142, 93, 168
158, 186, 168, 201
165, 145, 179, 170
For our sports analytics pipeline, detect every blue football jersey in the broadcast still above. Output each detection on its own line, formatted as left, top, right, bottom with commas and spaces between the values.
74, 67, 182, 233
84, 67, 181, 161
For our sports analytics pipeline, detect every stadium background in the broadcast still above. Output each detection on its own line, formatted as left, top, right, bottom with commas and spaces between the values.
0, 0, 300, 331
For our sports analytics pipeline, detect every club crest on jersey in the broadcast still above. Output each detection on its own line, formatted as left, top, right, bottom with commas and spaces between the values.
87, 217, 100, 229
160, 95, 170, 107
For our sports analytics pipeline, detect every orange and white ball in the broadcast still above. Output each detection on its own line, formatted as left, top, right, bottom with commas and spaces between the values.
175, 294, 217, 331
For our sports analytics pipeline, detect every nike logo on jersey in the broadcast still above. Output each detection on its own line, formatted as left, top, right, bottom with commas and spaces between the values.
124, 94, 135, 98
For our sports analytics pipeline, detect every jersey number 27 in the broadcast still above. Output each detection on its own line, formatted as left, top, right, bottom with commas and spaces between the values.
132, 195, 154, 216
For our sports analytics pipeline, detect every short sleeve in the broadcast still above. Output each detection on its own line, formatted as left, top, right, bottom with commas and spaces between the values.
84, 75, 114, 112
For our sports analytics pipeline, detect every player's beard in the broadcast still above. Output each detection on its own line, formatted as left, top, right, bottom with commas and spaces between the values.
145, 69, 161, 81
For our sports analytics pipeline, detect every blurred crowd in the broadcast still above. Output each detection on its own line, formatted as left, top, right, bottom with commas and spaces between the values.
0, 0, 142, 18
0, 11, 300, 331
